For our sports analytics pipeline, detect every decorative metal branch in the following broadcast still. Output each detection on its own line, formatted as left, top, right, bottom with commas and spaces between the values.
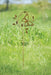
12, 11, 34, 68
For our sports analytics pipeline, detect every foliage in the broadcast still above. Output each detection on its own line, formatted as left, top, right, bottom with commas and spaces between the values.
0, 4, 51, 75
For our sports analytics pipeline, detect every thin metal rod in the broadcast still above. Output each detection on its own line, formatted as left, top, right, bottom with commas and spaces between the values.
22, 28, 24, 68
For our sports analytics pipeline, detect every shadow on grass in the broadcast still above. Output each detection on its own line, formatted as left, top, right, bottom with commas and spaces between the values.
0, 8, 8, 12
0, 5, 11, 12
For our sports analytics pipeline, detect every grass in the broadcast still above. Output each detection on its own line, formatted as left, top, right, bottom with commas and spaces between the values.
0, 4, 51, 75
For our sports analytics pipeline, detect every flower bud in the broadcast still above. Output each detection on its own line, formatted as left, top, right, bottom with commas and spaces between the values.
21, 24, 23, 27
25, 20, 28, 23
13, 23, 15, 25
26, 28, 28, 30
24, 11, 26, 13
32, 16, 34, 19
26, 31, 28, 33
16, 21, 18, 24
15, 15, 17, 18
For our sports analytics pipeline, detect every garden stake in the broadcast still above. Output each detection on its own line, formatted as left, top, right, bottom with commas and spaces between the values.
12, 11, 34, 68
22, 27, 24, 67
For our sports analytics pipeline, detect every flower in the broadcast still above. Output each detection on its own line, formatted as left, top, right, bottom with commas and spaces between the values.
16, 21, 18, 24
26, 28, 28, 30
21, 24, 23, 27
32, 16, 34, 19
26, 31, 28, 33
15, 15, 17, 18
24, 11, 26, 13
13, 23, 15, 25
25, 20, 28, 23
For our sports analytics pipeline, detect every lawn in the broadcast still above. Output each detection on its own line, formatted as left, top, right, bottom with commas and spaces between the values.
0, 4, 51, 75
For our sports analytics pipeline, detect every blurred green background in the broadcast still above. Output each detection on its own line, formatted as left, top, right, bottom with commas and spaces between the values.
0, 0, 51, 75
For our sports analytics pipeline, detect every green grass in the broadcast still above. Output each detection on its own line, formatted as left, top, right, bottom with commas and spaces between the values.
0, 4, 51, 75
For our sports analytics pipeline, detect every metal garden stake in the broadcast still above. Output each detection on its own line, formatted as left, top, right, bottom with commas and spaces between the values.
12, 11, 34, 68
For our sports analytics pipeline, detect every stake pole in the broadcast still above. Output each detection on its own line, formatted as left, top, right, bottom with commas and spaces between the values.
22, 28, 24, 68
